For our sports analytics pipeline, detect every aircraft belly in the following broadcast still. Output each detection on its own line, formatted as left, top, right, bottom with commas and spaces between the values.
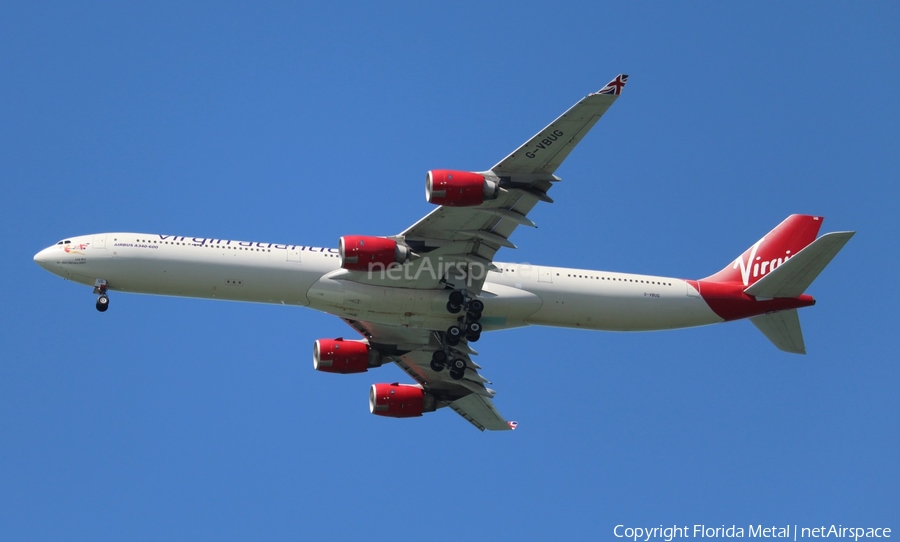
307, 280, 543, 332
524, 279, 722, 331
90, 252, 315, 306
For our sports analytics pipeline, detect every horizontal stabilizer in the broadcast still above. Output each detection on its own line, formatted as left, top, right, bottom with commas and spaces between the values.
744, 231, 855, 299
450, 394, 512, 431
750, 309, 806, 354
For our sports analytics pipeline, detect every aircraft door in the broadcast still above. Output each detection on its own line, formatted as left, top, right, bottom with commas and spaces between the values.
287, 247, 301, 262
537, 267, 553, 283
93, 234, 106, 249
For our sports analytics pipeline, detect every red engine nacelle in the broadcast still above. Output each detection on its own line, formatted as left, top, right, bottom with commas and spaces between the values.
313, 338, 376, 374
425, 170, 499, 207
369, 383, 426, 418
339, 235, 410, 272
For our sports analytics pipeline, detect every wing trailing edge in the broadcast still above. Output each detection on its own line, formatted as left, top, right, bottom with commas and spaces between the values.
449, 394, 513, 431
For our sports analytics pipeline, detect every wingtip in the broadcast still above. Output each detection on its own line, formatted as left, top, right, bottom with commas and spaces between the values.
596, 74, 629, 96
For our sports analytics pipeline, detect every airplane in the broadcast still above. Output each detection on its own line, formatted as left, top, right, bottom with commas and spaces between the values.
34, 74, 855, 431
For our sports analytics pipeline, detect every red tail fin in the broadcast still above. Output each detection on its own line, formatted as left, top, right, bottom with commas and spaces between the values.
704, 215, 823, 287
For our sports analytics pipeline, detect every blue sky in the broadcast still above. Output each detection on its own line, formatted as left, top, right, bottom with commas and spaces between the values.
3, 2, 897, 540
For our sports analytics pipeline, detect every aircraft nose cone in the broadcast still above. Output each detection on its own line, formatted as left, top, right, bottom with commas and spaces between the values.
34, 247, 55, 269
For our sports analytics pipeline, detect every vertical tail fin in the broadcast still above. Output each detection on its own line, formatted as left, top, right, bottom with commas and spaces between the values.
704, 215, 823, 288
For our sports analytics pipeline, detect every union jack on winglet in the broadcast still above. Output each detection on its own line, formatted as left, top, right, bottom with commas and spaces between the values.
508, 421, 518, 430
597, 74, 629, 95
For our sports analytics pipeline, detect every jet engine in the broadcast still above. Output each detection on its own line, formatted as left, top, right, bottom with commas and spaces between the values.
425, 170, 499, 207
313, 338, 381, 373
369, 383, 436, 418
339, 236, 410, 271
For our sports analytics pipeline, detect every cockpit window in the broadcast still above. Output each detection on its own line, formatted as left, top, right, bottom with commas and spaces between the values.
64, 240, 71, 244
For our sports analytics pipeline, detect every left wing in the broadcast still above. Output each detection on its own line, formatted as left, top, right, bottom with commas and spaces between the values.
344, 318, 514, 431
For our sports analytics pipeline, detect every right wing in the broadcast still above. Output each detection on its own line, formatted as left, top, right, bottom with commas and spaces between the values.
374, 74, 630, 294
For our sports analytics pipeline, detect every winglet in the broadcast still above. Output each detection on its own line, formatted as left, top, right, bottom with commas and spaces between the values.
596, 74, 629, 96
507, 421, 518, 430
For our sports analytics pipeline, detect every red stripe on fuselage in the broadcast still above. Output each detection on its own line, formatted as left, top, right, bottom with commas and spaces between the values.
689, 280, 815, 322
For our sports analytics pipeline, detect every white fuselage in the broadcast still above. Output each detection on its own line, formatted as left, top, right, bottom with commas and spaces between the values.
33, 232, 724, 333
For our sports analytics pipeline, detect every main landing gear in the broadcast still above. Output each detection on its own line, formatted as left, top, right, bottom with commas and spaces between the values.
445, 290, 483, 344
430, 290, 486, 381
445, 292, 484, 322
430, 350, 468, 381
94, 279, 109, 312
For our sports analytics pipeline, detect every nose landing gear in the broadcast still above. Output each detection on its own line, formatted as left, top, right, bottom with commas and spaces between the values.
93, 279, 109, 312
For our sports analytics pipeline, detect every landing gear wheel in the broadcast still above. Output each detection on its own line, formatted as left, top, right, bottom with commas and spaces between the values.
449, 358, 466, 380
466, 321, 482, 342
446, 325, 462, 346
446, 301, 462, 314
468, 299, 484, 313
449, 291, 464, 305
96, 295, 109, 312
430, 350, 447, 371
